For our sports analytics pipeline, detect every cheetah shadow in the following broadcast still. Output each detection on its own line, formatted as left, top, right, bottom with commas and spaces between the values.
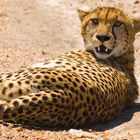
82, 102, 140, 131
3, 103, 139, 131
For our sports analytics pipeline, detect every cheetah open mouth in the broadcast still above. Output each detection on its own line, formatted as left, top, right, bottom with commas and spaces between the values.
95, 45, 112, 54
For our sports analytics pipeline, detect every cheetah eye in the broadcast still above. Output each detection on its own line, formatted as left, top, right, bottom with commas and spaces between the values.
114, 21, 123, 27
92, 18, 99, 25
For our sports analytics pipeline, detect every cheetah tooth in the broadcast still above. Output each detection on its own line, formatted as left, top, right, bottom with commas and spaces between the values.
97, 47, 100, 51
105, 48, 108, 52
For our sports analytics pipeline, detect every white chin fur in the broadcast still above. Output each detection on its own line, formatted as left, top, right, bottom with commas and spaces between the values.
85, 43, 94, 51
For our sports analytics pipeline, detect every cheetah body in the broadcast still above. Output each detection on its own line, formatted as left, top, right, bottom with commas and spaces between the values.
0, 50, 137, 127
0, 7, 139, 128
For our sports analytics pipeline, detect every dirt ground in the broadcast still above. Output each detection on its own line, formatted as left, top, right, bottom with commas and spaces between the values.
0, 0, 140, 139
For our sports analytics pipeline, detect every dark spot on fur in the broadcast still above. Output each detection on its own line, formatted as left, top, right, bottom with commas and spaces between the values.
29, 102, 36, 106
38, 100, 42, 104
65, 63, 71, 65
18, 89, 23, 95
12, 113, 17, 117
42, 80, 46, 84
26, 110, 32, 115
75, 78, 80, 82
17, 106, 23, 114
64, 83, 69, 89
35, 94, 41, 97
75, 97, 78, 102
83, 82, 87, 87
68, 78, 72, 82
56, 61, 61, 64
44, 75, 49, 79
58, 77, 63, 81
2, 88, 6, 95
56, 85, 63, 89
72, 82, 77, 87
61, 97, 64, 103
52, 98, 57, 103
90, 88, 94, 95
86, 96, 90, 103
17, 81, 21, 85
40, 71, 46, 74
80, 85, 85, 92
80, 94, 83, 100
25, 81, 30, 84
52, 72, 58, 75
32, 97, 37, 101
8, 83, 14, 88
62, 74, 67, 78
72, 66, 76, 70
91, 99, 95, 105
37, 85, 41, 89
27, 75, 32, 79
23, 99, 29, 104
6, 74, 12, 78
50, 93, 56, 98
8, 93, 13, 98
13, 101, 19, 107
51, 78, 56, 82
36, 75, 41, 79
42, 96, 48, 100
70, 87, 75, 92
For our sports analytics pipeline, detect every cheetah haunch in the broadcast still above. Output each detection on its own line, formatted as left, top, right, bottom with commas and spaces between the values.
0, 7, 139, 128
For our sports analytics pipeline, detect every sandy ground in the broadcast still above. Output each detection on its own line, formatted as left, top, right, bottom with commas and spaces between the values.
0, 0, 140, 139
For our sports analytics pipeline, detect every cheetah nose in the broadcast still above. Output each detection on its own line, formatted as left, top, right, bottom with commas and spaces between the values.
96, 35, 111, 42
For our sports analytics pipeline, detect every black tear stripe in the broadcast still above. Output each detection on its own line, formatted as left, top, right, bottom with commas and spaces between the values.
123, 23, 129, 37
112, 15, 118, 47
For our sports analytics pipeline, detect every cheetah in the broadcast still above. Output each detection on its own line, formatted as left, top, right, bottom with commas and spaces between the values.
0, 7, 139, 128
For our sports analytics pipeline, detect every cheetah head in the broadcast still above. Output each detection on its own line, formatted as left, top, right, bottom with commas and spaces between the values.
78, 7, 140, 59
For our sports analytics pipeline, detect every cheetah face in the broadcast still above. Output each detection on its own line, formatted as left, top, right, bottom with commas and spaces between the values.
78, 7, 140, 59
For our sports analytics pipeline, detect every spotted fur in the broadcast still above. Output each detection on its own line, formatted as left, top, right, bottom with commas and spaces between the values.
0, 7, 139, 128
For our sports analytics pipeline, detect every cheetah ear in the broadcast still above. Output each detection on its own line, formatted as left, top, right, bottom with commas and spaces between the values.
133, 18, 140, 33
77, 9, 89, 22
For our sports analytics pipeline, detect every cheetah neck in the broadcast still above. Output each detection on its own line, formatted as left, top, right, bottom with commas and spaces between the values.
110, 46, 138, 106
111, 46, 135, 72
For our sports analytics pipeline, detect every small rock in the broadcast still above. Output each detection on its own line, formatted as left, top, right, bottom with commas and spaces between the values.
68, 129, 99, 139
16, 127, 23, 132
